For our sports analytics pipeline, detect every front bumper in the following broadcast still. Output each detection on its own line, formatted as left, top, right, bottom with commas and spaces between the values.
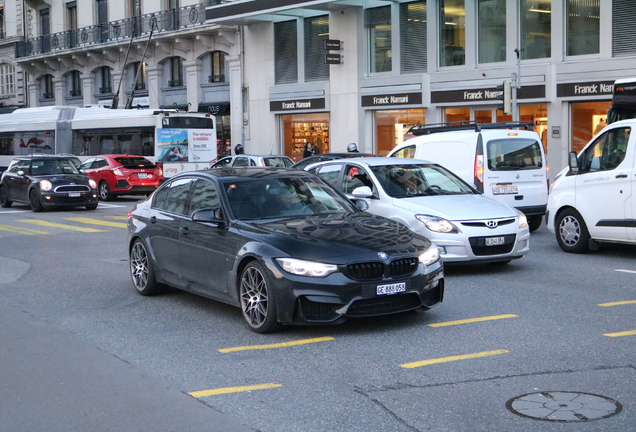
270, 260, 444, 325
40, 190, 99, 208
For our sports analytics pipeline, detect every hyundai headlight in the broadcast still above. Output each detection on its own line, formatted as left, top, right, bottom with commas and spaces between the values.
39, 180, 52, 191
88, 179, 97, 189
419, 244, 440, 266
415, 214, 459, 233
515, 209, 528, 228
275, 258, 338, 277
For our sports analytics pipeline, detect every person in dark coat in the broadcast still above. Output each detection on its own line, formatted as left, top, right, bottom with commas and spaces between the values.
303, 142, 315, 159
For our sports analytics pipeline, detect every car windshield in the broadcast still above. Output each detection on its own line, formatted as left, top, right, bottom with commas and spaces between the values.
370, 164, 476, 198
115, 157, 156, 169
487, 138, 543, 170
31, 159, 80, 175
225, 176, 357, 220
263, 157, 292, 167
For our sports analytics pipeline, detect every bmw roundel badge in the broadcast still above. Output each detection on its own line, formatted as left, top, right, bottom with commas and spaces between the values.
378, 252, 388, 260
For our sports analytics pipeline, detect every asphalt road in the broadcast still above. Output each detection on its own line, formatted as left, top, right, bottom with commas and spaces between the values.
0, 198, 634, 432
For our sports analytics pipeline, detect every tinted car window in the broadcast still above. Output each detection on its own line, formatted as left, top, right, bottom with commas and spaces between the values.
487, 138, 544, 171
189, 179, 220, 215
114, 157, 156, 168
9, 160, 30, 173
153, 178, 194, 215
31, 159, 79, 175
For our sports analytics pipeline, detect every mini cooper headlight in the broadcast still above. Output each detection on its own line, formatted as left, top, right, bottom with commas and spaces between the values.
415, 214, 459, 233
419, 244, 440, 266
39, 180, 53, 191
515, 209, 528, 228
275, 258, 338, 277
88, 179, 97, 189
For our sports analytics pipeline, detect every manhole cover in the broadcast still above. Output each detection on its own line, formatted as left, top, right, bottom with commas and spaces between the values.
506, 391, 622, 422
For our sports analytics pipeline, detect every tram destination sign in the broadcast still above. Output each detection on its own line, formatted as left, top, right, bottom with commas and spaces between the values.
270, 98, 326, 112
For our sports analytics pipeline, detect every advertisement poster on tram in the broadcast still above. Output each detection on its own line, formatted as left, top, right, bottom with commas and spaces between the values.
157, 128, 217, 177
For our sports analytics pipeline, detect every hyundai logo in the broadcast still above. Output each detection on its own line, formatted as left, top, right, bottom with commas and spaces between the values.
378, 252, 388, 260
486, 220, 498, 228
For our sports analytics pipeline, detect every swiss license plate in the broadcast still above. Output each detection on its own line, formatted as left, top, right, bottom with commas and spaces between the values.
492, 186, 518, 195
377, 282, 406, 296
69, 192, 80, 197
138, 173, 151, 179
485, 236, 505, 246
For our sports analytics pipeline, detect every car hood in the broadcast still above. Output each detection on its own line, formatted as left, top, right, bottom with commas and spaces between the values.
34, 174, 91, 185
237, 212, 432, 261
391, 194, 517, 221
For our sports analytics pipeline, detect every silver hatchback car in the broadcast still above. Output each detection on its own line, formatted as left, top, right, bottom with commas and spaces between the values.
307, 157, 530, 264
209, 154, 293, 169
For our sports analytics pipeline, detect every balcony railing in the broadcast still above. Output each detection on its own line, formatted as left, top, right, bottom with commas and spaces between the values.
16, 2, 212, 59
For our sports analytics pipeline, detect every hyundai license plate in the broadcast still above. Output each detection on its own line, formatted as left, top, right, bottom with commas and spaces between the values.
485, 237, 505, 246
69, 192, 80, 197
138, 173, 151, 179
377, 282, 406, 296
492, 186, 518, 195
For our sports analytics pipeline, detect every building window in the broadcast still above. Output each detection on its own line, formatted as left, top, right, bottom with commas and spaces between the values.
520, 0, 551, 60
274, 20, 298, 85
69, 71, 82, 97
0, 64, 14, 96
40, 8, 51, 53
366, 6, 392, 73
400, 1, 427, 74
210, 51, 226, 83
167, 0, 179, 9
0, 8, 5, 39
304, 16, 329, 82
478, 0, 505, 63
169, 57, 183, 87
613, 0, 636, 56
42, 74, 54, 99
99, 67, 112, 93
566, 0, 599, 56
439, 0, 465, 67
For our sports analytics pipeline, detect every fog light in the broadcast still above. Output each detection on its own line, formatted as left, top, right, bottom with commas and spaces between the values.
44, 196, 52, 201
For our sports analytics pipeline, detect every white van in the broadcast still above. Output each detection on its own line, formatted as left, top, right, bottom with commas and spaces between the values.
388, 121, 548, 231
547, 119, 634, 253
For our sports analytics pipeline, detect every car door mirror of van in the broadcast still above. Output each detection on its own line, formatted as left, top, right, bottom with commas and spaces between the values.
191, 208, 225, 226
351, 185, 374, 198
568, 151, 579, 173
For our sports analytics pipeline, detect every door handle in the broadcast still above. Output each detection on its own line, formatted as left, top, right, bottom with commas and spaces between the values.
150, 216, 157, 224
180, 226, 190, 235
616, 174, 628, 178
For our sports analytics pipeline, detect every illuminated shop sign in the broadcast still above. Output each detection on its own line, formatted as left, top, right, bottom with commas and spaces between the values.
361, 93, 423, 107
270, 98, 326, 112
556, 81, 614, 97
431, 85, 545, 103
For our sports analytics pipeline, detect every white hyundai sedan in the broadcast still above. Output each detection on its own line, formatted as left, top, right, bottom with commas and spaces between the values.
307, 157, 530, 264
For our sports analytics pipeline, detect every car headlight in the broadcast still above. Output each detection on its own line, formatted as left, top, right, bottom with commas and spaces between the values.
415, 214, 459, 233
39, 180, 52, 191
515, 209, 528, 228
275, 258, 338, 277
88, 179, 97, 189
419, 245, 440, 266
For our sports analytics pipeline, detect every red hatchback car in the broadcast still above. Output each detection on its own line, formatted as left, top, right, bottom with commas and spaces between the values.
79, 155, 164, 201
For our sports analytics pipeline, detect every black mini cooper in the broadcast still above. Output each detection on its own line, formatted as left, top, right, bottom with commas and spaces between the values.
0, 155, 99, 212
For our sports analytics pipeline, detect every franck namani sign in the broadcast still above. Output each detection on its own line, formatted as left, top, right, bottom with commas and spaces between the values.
270, 98, 326, 112
361, 93, 423, 107
556, 81, 614, 97
431, 85, 545, 103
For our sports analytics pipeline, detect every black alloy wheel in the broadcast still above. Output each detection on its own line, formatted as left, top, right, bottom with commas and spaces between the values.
555, 208, 590, 253
239, 262, 281, 333
0, 186, 12, 208
29, 189, 44, 212
130, 239, 166, 296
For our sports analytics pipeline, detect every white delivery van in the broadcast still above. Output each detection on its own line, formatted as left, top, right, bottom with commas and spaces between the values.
547, 119, 635, 253
388, 121, 548, 231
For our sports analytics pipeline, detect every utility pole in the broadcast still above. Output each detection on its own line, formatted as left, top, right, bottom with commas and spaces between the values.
512, 48, 523, 121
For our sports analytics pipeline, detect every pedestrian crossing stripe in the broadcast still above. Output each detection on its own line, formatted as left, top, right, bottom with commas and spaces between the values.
0, 224, 50, 235
64, 217, 128, 228
104, 215, 128, 221
16, 219, 107, 233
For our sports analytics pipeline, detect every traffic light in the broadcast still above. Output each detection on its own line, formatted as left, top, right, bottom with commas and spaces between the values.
495, 81, 512, 115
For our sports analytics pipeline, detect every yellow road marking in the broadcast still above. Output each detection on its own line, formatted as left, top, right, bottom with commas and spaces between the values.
401, 349, 510, 369
428, 314, 518, 327
599, 300, 636, 307
604, 330, 636, 337
0, 224, 50, 235
104, 215, 129, 220
65, 217, 127, 228
188, 383, 282, 397
219, 336, 334, 353
17, 219, 107, 233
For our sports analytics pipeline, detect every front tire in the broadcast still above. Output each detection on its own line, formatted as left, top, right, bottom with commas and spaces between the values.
239, 261, 282, 333
99, 181, 114, 201
528, 215, 542, 232
0, 186, 12, 208
555, 208, 590, 253
85, 203, 98, 210
129, 239, 166, 296
29, 189, 44, 212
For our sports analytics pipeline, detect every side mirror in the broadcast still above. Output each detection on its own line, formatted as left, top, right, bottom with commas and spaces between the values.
351, 185, 373, 198
568, 151, 579, 173
191, 208, 224, 225
350, 198, 369, 212
17, 170, 25, 176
